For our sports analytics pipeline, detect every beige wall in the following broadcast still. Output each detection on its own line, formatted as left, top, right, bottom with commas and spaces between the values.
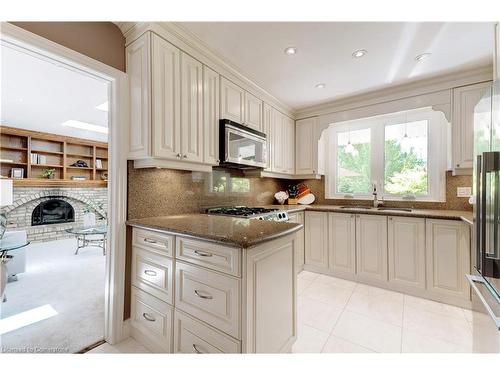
10, 22, 125, 71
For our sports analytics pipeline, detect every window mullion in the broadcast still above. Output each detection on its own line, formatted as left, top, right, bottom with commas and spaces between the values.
371, 122, 385, 197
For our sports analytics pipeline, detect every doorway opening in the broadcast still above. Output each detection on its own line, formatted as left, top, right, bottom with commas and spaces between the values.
0, 35, 114, 353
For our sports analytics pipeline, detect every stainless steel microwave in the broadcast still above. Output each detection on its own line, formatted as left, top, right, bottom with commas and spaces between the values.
219, 119, 267, 169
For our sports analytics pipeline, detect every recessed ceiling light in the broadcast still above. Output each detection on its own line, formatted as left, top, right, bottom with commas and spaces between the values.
315, 83, 326, 89
284, 47, 297, 55
62, 120, 108, 134
352, 49, 367, 58
96, 101, 108, 112
415, 53, 431, 62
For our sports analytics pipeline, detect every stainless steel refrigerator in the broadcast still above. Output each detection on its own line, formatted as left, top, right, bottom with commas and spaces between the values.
468, 79, 500, 352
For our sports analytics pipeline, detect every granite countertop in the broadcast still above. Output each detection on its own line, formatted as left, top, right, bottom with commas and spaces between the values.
127, 214, 302, 249
267, 204, 474, 224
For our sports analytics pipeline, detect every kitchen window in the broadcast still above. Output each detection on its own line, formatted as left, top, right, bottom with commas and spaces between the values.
327, 107, 448, 201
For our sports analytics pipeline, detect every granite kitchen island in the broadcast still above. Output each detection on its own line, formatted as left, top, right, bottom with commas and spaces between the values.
126, 214, 302, 353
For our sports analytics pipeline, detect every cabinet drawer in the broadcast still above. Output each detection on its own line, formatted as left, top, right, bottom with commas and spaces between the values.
133, 227, 174, 257
173, 310, 241, 353
132, 246, 174, 304
176, 237, 240, 276
175, 261, 240, 338
130, 287, 173, 352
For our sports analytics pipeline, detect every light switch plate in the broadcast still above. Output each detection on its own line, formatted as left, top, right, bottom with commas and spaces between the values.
457, 187, 472, 197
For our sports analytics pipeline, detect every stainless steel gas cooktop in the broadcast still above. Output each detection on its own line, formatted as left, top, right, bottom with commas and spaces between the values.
206, 206, 289, 221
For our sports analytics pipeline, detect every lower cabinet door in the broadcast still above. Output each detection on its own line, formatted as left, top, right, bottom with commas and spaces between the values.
173, 310, 241, 353
425, 219, 471, 301
388, 216, 426, 290
130, 287, 173, 353
304, 211, 329, 268
328, 213, 356, 276
356, 214, 388, 282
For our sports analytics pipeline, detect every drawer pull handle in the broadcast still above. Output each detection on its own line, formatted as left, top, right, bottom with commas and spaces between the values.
192, 344, 204, 354
142, 313, 156, 322
144, 270, 157, 277
143, 238, 158, 244
194, 290, 213, 300
194, 250, 213, 257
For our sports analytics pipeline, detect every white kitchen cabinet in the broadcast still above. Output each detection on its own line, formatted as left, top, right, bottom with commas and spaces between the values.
288, 211, 305, 274
304, 211, 329, 268
203, 66, 220, 165
283, 116, 295, 174
452, 81, 492, 173
295, 117, 324, 175
262, 103, 273, 171
495, 23, 500, 81
127, 32, 217, 172
425, 219, 471, 302
220, 77, 245, 124
387, 216, 426, 291
328, 213, 356, 276
220, 77, 263, 131
244, 91, 263, 131
180, 52, 203, 163
151, 35, 181, 160
355, 214, 388, 283
126, 32, 151, 159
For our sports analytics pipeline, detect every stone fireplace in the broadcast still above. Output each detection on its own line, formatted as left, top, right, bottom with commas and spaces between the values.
2, 187, 107, 242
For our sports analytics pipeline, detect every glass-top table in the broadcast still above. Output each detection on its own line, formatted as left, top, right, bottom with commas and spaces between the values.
65, 226, 107, 255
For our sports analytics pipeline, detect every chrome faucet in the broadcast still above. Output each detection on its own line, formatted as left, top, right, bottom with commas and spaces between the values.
372, 183, 379, 208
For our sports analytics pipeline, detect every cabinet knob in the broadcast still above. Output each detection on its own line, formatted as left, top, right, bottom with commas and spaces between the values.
216, 159, 220, 163
176, 153, 181, 159
183, 154, 187, 159
456, 163, 460, 167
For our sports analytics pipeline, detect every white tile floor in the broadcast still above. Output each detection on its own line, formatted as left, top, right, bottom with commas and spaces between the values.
90, 270, 475, 354
87, 338, 149, 353
293, 271, 474, 353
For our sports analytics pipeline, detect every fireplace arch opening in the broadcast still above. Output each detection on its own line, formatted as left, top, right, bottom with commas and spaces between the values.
32, 198, 75, 226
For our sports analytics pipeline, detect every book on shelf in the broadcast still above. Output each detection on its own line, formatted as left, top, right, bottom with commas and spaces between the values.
95, 159, 103, 169
1, 159, 14, 163
30, 153, 46, 164
70, 176, 87, 181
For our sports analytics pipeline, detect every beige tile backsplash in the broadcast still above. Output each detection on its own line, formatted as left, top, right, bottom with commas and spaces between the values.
128, 163, 472, 219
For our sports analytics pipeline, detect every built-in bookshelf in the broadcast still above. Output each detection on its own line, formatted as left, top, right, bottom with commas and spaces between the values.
0, 125, 108, 187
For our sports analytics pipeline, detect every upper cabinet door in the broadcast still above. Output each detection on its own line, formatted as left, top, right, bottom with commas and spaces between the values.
262, 103, 273, 171
295, 118, 316, 175
151, 34, 181, 160
203, 66, 220, 165
495, 23, 499, 81
180, 52, 203, 163
220, 77, 244, 124
127, 32, 151, 158
283, 117, 295, 174
272, 110, 285, 173
244, 92, 263, 131
452, 81, 492, 172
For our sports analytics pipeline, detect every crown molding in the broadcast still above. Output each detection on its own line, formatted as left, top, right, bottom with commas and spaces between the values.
115, 21, 295, 118
295, 65, 493, 119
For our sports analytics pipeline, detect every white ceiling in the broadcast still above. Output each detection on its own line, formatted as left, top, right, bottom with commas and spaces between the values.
178, 22, 495, 109
1, 44, 109, 142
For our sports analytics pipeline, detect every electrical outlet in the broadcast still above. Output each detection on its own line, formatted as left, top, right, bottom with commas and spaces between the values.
457, 187, 472, 197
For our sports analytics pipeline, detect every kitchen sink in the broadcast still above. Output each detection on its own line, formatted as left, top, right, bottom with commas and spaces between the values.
339, 206, 373, 210
377, 207, 412, 212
